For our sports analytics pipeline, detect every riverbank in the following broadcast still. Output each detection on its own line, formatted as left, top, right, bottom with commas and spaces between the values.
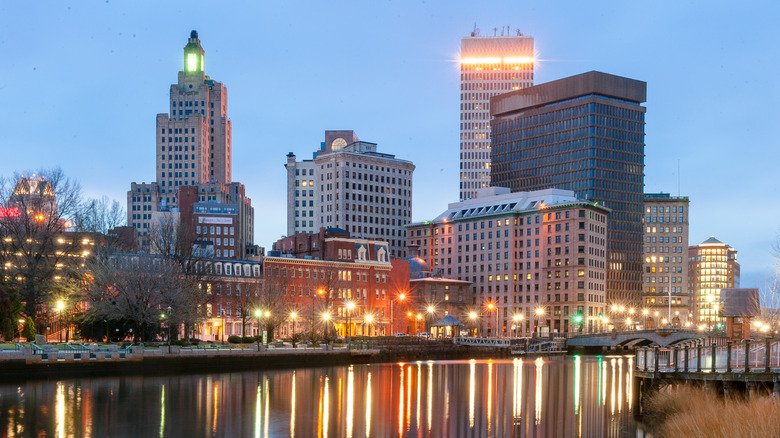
0, 343, 512, 382
644, 386, 780, 437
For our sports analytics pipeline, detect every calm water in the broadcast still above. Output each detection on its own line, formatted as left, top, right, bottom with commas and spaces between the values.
0, 356, 644, 437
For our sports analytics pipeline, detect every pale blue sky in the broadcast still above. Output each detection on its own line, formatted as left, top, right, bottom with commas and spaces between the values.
1, 1, 778, 287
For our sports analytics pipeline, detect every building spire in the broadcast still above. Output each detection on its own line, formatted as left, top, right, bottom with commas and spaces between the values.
183, 30, 205, 74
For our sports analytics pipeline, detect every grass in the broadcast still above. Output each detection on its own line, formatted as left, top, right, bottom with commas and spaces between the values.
645, 385, 780, 437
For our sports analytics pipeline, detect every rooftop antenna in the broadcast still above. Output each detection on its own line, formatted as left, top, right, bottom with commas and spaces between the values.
493, 27, 498, 36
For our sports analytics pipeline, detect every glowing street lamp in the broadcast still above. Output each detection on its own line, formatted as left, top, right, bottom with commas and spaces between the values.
487, 302, 496, 337
426, 305, 436, 335
468, 312, 478, 337
534, 307, 545, 337
254, 310, 263, 349
290, 311, 298, 347
390, 292, 406, 336
56, 300, 65, 343
364, 314, 374, 337
513, 314, 524, 338
345, 301, 356, 342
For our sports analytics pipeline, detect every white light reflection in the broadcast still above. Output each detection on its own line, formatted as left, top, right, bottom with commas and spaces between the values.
398, 364, 404, 437
426, 362, 433, 433
159, 384, 166, 438
416, 362, 421, 432
291, 371, 296, 438
512, 358, 522, 419
323, 376, 330, 438
610, 358, 616, 415
366, 371, 372, 437
264, 376, 270, 438
534, 358, 543, 425
56, 382, 65, 438
468, 360, 475, 428
255, 382, 262, 438
573, 356, 581, 415
601, 359, 607, 407
618, 358, 623, 413
487, 360, 493, 432
346, 366, 354, 438
627, 356, 633, 411
406, 365, 412, 431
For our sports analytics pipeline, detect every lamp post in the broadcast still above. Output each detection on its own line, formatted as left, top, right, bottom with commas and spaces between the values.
407, 312, 413, 335
364, 314, 374, 337
513, 314, 523, 338
534, 307, 545, 338
391, 293, 405, 336
642, 309, 649, 329
220, 311, 226, 345
322, 313, 331, 344
416, 314, 422, 335
290, 311, 297, 348
56, 300, 65, 343
469, 312, 478, 337
426, 305, 435, 337
346, 301, 355, 343
486, 302, 495, 337
254, 310, 262, 349
167, 306, 172, 346
264, 311, 270, 346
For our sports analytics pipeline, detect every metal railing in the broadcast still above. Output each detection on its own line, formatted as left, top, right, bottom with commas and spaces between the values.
636, 338, 780, 373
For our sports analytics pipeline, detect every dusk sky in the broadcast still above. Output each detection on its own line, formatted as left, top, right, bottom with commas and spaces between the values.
1, 1, 778, 288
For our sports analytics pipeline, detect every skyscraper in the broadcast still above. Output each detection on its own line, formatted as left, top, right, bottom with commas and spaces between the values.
285, 131, 415, 259
490, 71, 647, 306
641, 193, 691, 328
127, 31, 253, 255
459, 28, 534, 201
689, 236, 740, 327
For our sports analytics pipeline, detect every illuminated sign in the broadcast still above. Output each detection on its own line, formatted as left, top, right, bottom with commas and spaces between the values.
198, 217, 233, 225
0, 207, 20, 218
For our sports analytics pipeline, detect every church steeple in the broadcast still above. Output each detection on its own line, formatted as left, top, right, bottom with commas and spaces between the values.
183, 30, 205, 74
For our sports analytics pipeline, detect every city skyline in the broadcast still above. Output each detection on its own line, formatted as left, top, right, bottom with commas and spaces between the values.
1, 2, 778, 289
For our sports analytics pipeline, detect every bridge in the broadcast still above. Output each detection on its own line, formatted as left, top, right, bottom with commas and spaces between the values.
566, 328, 706, 348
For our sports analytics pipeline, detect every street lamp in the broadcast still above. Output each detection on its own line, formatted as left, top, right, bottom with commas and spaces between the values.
642, 309, 649, 329
322, 312, 331, 343
513, 314, 523, 338
390, 293, 406, 336
426, 305, 435, 336
416, 314, 423, 335
56, 300, 65, 343
220, 311, 226, 345
290, 311, 298, 347
534, 307, 545, 337
254, 310, 262, 349
487, 302, 495, 337
364, 314, 374, 337
346, 301, 356, 343
166, 306, 172, 346
468, 312, 478, 337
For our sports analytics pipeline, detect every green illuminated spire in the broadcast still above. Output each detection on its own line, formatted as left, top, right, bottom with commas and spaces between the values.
183, 30, 205, 74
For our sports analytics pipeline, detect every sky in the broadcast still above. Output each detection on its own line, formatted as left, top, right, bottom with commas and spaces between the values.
1, 1, 779, 289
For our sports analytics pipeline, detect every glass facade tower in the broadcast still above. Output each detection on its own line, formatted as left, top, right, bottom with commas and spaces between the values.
489, 71, 647, 305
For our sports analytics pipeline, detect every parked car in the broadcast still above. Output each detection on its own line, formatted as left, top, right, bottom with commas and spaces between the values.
393, 333, 407, 337
416, 332, 431, 338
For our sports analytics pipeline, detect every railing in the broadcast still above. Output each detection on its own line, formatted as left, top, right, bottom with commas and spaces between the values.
636, 338, 780, 373
454, 337, 529, 347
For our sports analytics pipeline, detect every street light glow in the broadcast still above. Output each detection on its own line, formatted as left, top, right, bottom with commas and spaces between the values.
469, 312, 477, 319
535, 307, 544, 316
322, 313, 331, 321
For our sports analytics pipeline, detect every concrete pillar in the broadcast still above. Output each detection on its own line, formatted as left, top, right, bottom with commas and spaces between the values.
766, 337, 772, 373
697, 343, 702, 372
654, 346, 660, 373
727, 341, 732, 373
711, 342, 717, 373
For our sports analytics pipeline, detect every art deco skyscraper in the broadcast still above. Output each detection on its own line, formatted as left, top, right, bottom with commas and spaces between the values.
127, 31, 253, 255
459, 28, 534, 201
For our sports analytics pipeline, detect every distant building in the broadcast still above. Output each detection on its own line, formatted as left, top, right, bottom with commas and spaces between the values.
459, 27, 534, 200
641, 193, 691, 328
490, 71, 647, 307
406, 187, 609, 336
127, 31, 254, 255
267, 229, 405, 337
285, 130, 415, 259
688, 236, 740, 327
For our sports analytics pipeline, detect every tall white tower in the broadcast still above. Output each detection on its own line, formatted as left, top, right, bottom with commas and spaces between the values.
459, 28, 534, 200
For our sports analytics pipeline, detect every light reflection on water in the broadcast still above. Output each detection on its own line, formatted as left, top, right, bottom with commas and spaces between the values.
0, 356, 641, 437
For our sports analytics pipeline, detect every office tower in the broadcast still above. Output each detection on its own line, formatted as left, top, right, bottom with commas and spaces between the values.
286, 131, 415, 259
459, 28, 534, 201
127, 31, 253, 255
407, 187, 609, 336
641, 193, 691, 328
490, 71, 647, 306
689, 237, 740, 327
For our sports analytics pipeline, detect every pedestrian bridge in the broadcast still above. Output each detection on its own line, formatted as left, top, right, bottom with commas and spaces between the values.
566, 328, 706, 348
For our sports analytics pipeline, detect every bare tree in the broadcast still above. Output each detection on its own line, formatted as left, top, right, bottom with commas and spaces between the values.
306, 265, 345, 341
762, 234, 780, 330
72, 196, 125, 234
257, 269, 293, 342
83, 254, 206, 342
0, 168, 86, 320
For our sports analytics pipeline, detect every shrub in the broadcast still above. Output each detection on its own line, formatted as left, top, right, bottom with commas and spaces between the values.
242, 336, 256, 344
227, 335, 242, 344
22, 317, 36, 342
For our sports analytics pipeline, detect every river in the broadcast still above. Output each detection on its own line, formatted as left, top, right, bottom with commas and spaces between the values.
0, 355, 646, 437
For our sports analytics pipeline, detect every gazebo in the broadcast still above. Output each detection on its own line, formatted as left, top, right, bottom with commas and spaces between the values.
431, 315, 465, 339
